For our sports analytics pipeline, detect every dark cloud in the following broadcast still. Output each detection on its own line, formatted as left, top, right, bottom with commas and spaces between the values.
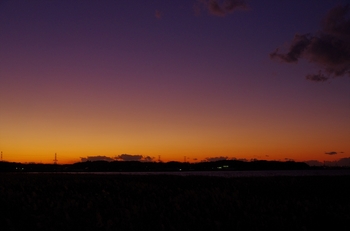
270, 4, 350, 82
143, 156, 155, 162
324, 157, 350, 166
116, 154, 143, 161
306, 72, 329, 82
80, 156, 114, 162
205, 156, 228, 162
270, 34, 312, 63
325, 151, 338, 155
195, 0, 248, 16
322, 4, 350, 37
115, 154, 155, 162
284, 158, 295, 161
337, 157, 350, 166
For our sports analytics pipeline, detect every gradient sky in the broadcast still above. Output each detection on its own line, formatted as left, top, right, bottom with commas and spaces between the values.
1, 0, 349, 164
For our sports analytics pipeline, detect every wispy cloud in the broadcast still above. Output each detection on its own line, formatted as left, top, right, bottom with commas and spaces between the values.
270, 4, 350, 82
325, 151, 338, 155
325, 151, 345, 155
195, 0, 248, 17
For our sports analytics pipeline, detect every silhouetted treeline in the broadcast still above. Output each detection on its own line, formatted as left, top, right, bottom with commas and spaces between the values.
0, 159, 316, 172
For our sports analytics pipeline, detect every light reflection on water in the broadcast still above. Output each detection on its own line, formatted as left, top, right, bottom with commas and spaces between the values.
58, 170, 350, 177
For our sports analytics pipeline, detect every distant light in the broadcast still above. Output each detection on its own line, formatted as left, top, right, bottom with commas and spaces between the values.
217, 167, 222, 169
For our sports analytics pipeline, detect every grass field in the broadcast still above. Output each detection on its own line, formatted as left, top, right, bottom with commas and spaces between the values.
1, 174, 349, 230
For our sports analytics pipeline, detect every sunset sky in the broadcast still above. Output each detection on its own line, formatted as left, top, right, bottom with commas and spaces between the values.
1, 0, 349, 164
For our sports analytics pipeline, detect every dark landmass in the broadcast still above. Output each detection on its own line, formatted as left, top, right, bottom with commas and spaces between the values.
0, 159, 317, 172
1, 174, 350, 230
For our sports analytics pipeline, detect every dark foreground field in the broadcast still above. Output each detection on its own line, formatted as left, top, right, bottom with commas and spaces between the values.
1, 174, 349, 231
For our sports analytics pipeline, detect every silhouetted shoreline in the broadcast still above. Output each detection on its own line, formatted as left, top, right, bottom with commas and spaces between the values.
0, 159, 330, 172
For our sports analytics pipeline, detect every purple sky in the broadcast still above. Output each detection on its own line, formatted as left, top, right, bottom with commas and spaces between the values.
0, 0, 349, 164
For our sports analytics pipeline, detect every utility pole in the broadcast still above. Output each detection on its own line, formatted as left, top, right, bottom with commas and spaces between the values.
1, 151, 2, 161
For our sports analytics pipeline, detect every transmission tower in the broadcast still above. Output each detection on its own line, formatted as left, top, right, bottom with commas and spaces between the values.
53, 153, 58, 165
